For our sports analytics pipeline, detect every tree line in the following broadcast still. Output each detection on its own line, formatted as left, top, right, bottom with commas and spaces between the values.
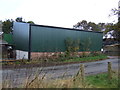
1, 13, 120, 43
73, 20, 119, 41
73, 8, 120, 43
2, 17, 34, 34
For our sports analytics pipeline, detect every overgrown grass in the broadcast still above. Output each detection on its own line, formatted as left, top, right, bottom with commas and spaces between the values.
2, 69, 119, 88
2, 53, 108, 66
86, 71, 119, 88
63, 54, 108, 63
23, 70, 119, 88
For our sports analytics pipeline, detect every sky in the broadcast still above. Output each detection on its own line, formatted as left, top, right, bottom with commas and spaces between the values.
0, 0, 119, 28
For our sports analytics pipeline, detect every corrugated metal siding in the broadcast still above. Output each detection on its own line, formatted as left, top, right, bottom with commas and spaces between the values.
31, 26, 66, 52
31, 25, 103, 52
13, 22, 102, 52
13, 22, 29, 51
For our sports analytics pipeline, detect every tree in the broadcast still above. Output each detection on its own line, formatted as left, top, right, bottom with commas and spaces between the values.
112, 22, 120, 42
102, 23, 114, 33
109, 6, 120, 42
15, 17, 35, 24
2, 19, 13, 34
73, 20, 88, 30
73, 20, 101, 32
109, 8, 119, 21
88, 22, 100, 31
2, 17, 35, 34
27, 21, 35, 24
15, 17, 23, 22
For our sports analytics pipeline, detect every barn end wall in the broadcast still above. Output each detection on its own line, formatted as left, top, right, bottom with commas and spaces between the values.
13, 22, 29, 59
13, 22, 30, 51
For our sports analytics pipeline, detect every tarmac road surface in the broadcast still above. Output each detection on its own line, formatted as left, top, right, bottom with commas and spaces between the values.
1, 56, 119, 88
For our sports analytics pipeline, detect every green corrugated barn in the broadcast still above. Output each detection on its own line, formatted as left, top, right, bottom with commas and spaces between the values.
13, 22, 103, 59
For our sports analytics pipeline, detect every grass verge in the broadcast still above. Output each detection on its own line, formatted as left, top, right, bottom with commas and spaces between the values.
86, 71, 119, 88
63, 55, 108, 63
2, 54, 108, 68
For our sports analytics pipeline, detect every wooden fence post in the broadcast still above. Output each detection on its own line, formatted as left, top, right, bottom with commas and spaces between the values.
108, 62, 112, 79
80, 64, 85, 87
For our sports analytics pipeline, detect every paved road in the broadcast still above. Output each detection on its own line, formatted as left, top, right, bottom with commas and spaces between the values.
2, 57, 119, 88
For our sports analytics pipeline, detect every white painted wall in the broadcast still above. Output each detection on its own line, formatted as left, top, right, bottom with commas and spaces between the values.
16, 50, 28, 60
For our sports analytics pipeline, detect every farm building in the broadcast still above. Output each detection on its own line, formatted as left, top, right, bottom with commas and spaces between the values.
12, 22, 103, 60
0, 40, 8, 59
0, 39, 15, 59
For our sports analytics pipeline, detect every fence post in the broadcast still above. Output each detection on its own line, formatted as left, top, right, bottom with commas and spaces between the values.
80, 64, 85, 87
108, 62, 112, 79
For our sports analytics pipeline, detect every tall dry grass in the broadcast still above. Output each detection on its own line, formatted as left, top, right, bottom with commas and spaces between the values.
2, 63, 118, 88
2, 65, 92, 88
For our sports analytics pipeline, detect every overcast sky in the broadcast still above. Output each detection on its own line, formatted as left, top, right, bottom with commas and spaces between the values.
0, 0, 119, 28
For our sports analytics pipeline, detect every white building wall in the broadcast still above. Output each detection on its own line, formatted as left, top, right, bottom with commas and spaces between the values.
16, 50, 28, 60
